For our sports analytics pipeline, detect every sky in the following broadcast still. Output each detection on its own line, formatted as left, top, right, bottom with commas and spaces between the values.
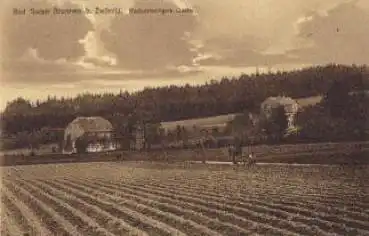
1, 0, 369, 109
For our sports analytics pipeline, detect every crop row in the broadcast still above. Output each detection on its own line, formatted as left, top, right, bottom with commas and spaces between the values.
87, 178, 369, 236
1, 176, 368, 236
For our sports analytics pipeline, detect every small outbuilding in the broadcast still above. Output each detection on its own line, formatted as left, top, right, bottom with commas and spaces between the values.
63, 116, 116, 154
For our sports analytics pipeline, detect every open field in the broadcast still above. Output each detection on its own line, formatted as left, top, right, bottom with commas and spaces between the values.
1, 149, 368, 167
1, 141, 368, 166
1, 162, 369, 236
160, 113, 239, 131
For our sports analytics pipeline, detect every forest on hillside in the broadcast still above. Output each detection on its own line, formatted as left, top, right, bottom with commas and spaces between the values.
1, 64, 369, 150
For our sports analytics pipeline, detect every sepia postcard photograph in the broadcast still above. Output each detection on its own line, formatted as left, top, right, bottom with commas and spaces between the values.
0, 0, 368, 235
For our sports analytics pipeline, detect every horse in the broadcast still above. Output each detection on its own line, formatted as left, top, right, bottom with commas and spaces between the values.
243, 153, 256, 167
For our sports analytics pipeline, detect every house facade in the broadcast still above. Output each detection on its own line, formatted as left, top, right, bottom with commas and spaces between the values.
63, 116, 116, 154
260, 96, 299, 130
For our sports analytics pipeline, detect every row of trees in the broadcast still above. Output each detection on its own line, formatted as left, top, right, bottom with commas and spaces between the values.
2, 64, 368, 134
296, 91, 369, 142
1, 64, 368, 150
211, 78, 369, 145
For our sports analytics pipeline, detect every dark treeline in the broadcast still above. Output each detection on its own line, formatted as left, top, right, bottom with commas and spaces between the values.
1, 64, 369, 137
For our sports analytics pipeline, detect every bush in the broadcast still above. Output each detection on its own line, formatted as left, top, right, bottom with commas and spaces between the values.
75, 137, 88, 154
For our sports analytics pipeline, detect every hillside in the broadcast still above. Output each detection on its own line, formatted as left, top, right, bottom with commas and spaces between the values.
2, 64, 369, 136
1, 64, 368, 151
161, 114, 239, 131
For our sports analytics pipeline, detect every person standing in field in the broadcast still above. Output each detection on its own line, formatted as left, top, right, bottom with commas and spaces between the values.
228, 144, 236, 164
229, 137, 242, 164
235, 140, 242, 164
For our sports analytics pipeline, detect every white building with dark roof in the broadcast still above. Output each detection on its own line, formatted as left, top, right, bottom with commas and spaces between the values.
63, 116, 116, 154
260, 96, 299, 129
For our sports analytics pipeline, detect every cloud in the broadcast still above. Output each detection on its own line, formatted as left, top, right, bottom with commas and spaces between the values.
78, 30, 118, 68
100, 0, 199, 70
196, 35, 294, 67
198, 52, 293, 68
2, 0, 369, 105
187, 0, 302, 67
289, 1, 369, 65
194, 0, 369, 67
2, 47, 201, 85
1, 0, 95, 85
2, 48, 81, 75
0, 0, 106, 85
189, 0, 369, 67
1, 0, 93, 61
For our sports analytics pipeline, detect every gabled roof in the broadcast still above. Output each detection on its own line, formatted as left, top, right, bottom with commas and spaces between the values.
261, 96, 299, 109
262, 96, 298, 106
68, 116, 113, 132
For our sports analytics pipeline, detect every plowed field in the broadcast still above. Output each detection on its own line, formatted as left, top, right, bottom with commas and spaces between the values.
1, 162, 368, 236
